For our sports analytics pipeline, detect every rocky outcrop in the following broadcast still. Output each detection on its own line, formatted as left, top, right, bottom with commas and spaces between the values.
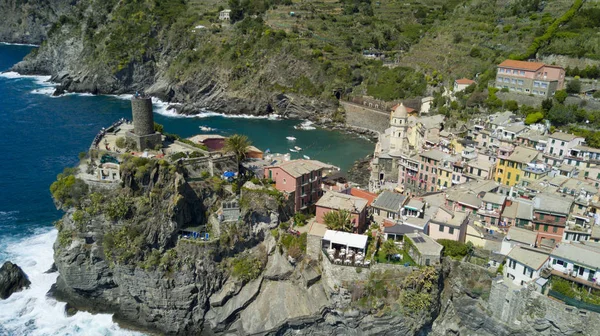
347, 155, 373, 188
0, 261, 31, 299
0, 0, 77, 44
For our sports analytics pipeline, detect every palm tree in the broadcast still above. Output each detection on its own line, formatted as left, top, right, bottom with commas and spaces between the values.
380, 238, 400, 262
224, 134, 251, 169
323, 210, 353, 232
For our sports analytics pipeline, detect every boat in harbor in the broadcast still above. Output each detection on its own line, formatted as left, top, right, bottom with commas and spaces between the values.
303, 155, 310, 159
286, 136, 296, 141
294, 146, 302, 151
290, 148, 298, 152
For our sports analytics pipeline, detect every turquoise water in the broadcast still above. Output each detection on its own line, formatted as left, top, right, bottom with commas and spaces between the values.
0, 44, 373, 335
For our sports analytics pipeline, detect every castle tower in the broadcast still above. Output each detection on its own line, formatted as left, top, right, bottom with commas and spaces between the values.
131, 97, 155, 136
126, 96, 162, 151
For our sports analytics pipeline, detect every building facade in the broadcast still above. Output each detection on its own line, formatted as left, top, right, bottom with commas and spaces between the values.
495, 60, 565, 97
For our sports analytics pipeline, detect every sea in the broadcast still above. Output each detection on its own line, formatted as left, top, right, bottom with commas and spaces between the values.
0, 43, 373, 335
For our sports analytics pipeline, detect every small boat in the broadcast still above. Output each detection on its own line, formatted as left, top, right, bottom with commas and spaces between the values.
303, 155, 310, 160
290, 148, 298, 152
199, 126, 215, 132
286, 136, 296, 141
294, 146, 302, 151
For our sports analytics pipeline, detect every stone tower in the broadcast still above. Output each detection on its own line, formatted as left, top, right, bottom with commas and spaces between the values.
126, 96, 162, 151
131, 97, 155, 136
389, 103, 408, 152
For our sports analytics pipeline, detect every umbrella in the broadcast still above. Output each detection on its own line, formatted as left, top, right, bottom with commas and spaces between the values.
223, 171, 235, 178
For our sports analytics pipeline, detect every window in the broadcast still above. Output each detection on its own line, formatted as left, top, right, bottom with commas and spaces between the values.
553, 226, 558, 233
535, 223, 540, 230
449, 227, 455, 234
520, 71, 525, 75
539, 213, 545, 219
425, 259, 430, 266
283, 178, 286, 184
555, 216, 560, 222
544, 225, 548, 232
507, 172, 512, 179
516, 174, 519, 181
518, 80, 524, 85
439, 225, 444, 232
509, 259, 516, 269
511, 78, 517, 84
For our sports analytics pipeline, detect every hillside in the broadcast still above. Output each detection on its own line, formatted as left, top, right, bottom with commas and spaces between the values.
2, 0, 596, 119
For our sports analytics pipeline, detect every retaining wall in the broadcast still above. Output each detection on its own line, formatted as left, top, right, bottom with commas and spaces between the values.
340, 101, 390, 134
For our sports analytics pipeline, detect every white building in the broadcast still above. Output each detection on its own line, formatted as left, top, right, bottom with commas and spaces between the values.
454, 78, 475, 92
420, 96, 434, 115
548, 242, 600, 286
389, 103, 409, 152
219, 9, 231, 20
544, 132, 584, 161
504, 246, 549, 287
500, 226, 537, 255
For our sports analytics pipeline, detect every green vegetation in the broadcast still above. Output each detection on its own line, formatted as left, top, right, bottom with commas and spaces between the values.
280, 232, 307, 259
552, 277, 600, 305
231, 253, 264, 282
323, 210, 353, 232
351, 267, 437, 315
437, 239, 472, 259
511, 0, 584, 60
115, 137, 126, 149
103, 225, 145, 264
57, 229, 74, 247
379, 239, 400, 262
224, 134, 251, 164
104, 195, 132, 220
50, 167, 88, 208
293, 212, 308, 227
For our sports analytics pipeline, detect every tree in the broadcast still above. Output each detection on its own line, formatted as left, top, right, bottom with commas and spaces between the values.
380, 239, 400, 261
525, 111, 544, 125
323, 210, 353, 232
554, 90, 568, 104
504, 100, 519, 112
566, 79, 581, 94
541, 98, 553, 112
224, 134, 251, 167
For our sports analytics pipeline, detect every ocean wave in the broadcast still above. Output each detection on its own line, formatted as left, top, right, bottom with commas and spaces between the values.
0, 72, 53, 86
0, 229, 143, 336
0, 42, 40, 47
294, 120, 316, 130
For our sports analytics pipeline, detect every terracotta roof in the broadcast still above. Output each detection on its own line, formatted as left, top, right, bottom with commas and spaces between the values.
455, 78, 475, 85
498, 60, 544, 71
390, 104, 415, 114
350, 188, 378, 206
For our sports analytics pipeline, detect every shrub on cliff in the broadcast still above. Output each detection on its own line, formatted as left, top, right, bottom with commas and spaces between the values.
104, 196, 133, 220
50, 168, 88, 208
231, 254, 264, 282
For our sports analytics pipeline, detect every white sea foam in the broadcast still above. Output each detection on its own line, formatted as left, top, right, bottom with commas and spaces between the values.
294, 120, 316, 130
0, 229, 143, 336
0, 42, 40, 47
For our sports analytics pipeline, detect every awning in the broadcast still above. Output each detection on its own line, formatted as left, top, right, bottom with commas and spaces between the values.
322, 230, 368, 250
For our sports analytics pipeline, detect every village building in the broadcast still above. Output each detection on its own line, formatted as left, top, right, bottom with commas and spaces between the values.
501, 198, 533, 228
219, 9, 231, 20
495, 60, 565, 97
405, 232, 443, 266
454, 78, 475, 92
543, 132, 585, 165
504, 246, 549, 287
500, 226, 538, 255
495, 146, 541, 187
315, 191, 368, 233
428, 208, 469, 242
371, 191, 407, 222
548, 242, 600, 288
188, 134, 226, 151
478, 192, 506, 226
532, 194, 572, 247
264, 159, 324, 212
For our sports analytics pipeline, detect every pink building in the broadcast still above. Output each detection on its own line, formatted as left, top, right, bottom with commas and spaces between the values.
419, 149, 446, 193
315, 191, 368, 233
496, 60, 565, 97
188, 134, 225, 151
264, 160, 324, 212
428, 208, 469, 243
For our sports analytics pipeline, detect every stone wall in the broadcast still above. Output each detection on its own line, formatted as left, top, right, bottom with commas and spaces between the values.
340, 101, 390, 134
181, 154, 237, 178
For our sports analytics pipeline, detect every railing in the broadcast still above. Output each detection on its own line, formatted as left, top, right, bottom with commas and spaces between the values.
548, 290, 600, 314
322, 248, 371, 268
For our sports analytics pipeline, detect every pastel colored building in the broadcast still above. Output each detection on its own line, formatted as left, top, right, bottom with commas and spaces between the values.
543, 132, 585, 165
264, 160, 324, 212
478, 192, 506, 226
405, 232, 443, 266
428, 207, 469, 243
188, 134, 226, 151
532, 194, 572, 248
495, 60, 565, 97
454, 78, 475, 92
495, 146, 540, 187
419, 149, 446, 193
548, 242, 600, 288
315, 191, 368, 233
504, 246, 549, 287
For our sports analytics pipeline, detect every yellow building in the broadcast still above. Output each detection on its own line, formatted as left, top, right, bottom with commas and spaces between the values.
495, 146, 540, 187
437, 165, 453, 190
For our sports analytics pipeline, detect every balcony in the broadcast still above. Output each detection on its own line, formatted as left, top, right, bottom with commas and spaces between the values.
478, 207, 501, 217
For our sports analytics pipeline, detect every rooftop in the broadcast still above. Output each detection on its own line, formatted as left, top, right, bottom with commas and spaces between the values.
533, 194, 572, 215
551, 242, 600, 269
406, 232, 443, 256
349, 188, 378, 206
316, 191, 368, 213
507, 146, 539, 164
267, 159, 323, 178
504, 123, 528, 134
420, 149, 446, 162
447, 191, 481, 209
372, 191, 407, 213
498, 59, 545, 71
405, 199, 425, 211
188, 134, 225, 143
482, 192, 506, 205
548, 132, 582, 142
507, 246, 549, 270
455, 78, 475, 85
506, 226, 537, 246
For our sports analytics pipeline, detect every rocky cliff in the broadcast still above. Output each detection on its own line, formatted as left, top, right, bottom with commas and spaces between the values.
0, 261, 31, 299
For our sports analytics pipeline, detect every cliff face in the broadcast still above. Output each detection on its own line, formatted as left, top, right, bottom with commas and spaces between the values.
0, 0, 77, 44
7, 0, 338, 119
